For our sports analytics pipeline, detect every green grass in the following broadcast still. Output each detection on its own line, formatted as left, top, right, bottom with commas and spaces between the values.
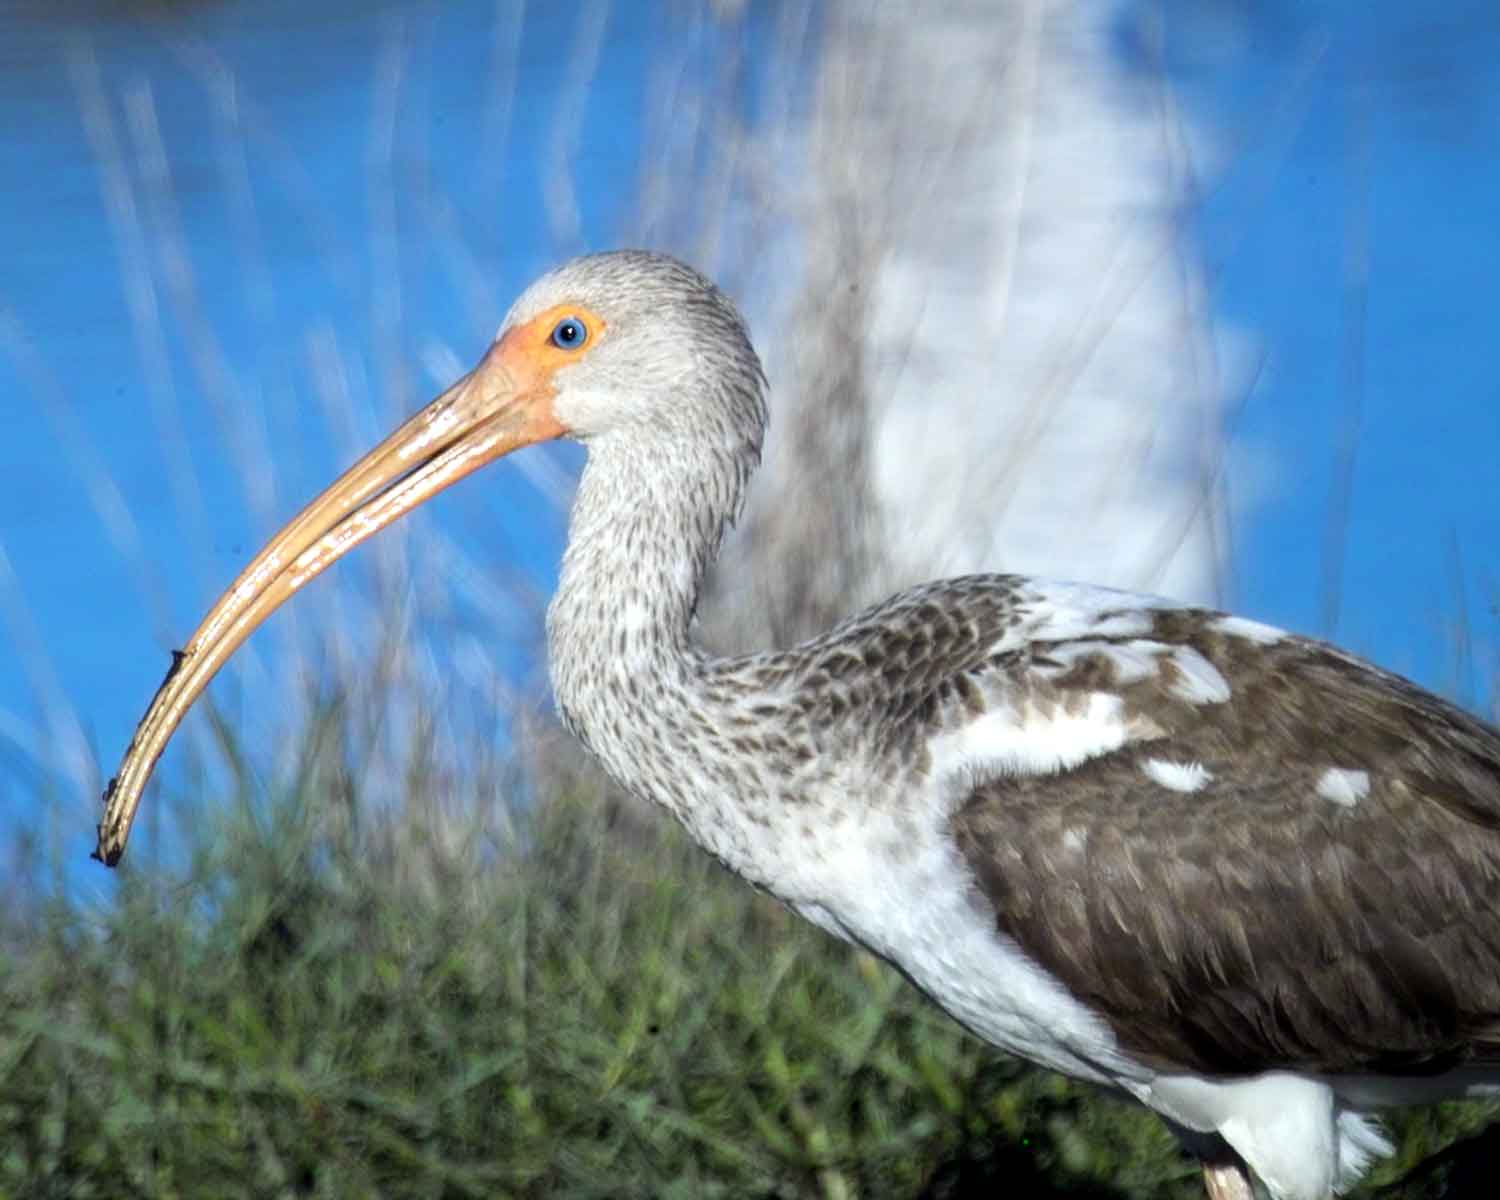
3, 706, 1497, 1197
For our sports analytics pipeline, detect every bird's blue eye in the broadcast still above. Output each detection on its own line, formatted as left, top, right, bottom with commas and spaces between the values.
551, 317, 588, 350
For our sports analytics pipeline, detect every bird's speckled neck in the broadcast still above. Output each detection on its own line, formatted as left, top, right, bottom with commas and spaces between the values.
546, 418, 763, 842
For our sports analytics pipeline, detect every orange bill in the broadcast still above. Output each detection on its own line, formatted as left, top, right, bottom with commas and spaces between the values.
94, 321, 574, 866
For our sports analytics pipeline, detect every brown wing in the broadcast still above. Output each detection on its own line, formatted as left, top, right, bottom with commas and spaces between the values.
949, 612, 1500, 1077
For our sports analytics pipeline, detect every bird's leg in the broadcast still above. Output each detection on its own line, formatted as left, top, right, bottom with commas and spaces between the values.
1202, 1156, 1258, 1200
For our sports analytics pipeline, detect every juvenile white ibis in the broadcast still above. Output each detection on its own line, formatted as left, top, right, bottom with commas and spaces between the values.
97, 251, 1500, 1200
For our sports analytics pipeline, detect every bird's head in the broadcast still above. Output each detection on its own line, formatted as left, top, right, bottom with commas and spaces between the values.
93, 250, 766, 866
498, 250, 766, 450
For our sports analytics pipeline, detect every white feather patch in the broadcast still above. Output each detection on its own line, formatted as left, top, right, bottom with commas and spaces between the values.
1165, 646, 1231, 705
1083, 610, 1157, 639
1335, 1111, 1393, 1194
1015, 579, 1174, 642
1210, 614, 1286, 645
1032, 639, 1165, 685
1317, 768, 1370, 808
928, 691, 1130, 782
1141, 759, 1213, 793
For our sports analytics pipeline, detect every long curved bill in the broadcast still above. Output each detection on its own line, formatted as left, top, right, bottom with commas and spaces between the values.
94, 333, 563, 866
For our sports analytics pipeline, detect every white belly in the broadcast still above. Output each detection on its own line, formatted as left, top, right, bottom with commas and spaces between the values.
776, 787, 1153, 1091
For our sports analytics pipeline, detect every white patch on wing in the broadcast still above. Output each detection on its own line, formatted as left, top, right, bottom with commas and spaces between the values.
1210, 614, 1285, 645
1317, 767, 1370, 808
1032, 639, 1164, 685
1166, 646, 1230, 705
928, 692, 1130, 782
1084, 611, 1156, 639
1013, 579, 1178, 642
1141, 759, 1212, 793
